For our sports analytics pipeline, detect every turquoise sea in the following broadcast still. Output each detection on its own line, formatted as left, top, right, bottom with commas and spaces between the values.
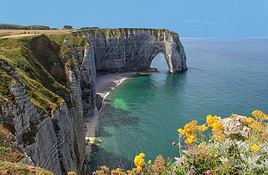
90, 38, 268, 170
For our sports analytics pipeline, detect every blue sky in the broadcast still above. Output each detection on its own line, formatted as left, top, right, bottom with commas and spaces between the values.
1, 0, 268, 37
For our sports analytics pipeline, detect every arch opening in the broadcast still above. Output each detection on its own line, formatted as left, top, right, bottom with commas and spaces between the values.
150, 53, 169, 73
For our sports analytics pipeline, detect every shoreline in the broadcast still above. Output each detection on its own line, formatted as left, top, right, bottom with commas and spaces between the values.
95, 72, 137, 111
84, 71, 153, 141
84, 72, 137, 144
85, 71, 156, 170
84, 72, 137, 170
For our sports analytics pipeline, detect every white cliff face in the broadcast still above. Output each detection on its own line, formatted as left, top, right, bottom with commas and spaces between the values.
84, 28, 187, 73
0, 60, 62, 174
0, 41, 94, 174
79, 42, 96, 117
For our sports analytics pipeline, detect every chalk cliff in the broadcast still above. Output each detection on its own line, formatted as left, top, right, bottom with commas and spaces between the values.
0, 35, 92, 175
81, 28, 187, 73
0, 28, 187, 175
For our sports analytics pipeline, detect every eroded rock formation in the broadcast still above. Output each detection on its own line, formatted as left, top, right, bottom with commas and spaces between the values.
80, 28, 187, 73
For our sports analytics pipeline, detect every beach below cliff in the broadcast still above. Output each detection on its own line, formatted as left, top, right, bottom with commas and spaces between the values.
84, 72, 137, 166
84, 72, 136, 143
95, 72, 137, 111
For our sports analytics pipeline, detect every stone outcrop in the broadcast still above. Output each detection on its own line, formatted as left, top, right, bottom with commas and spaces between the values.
80, 28, 187, 73
0, 28, 187, 175
221, 114, 251, 138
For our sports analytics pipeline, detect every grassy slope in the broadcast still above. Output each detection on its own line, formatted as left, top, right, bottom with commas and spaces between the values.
0, 161, 54, 175
0, 123, 55, 174
0, 33, 86, 174
0, 124, 24, 162
0, 29, 72, 38
0, 33, 86, 112
0, 36, 65, 112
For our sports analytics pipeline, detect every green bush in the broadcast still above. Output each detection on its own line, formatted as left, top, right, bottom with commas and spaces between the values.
0, 24, 50, 30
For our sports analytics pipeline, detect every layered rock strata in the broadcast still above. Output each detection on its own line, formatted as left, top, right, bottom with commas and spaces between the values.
80, 28, 187, 73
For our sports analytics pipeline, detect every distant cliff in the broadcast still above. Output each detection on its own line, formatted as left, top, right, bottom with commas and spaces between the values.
0, 28, 187, 175
80, 28, 187, 73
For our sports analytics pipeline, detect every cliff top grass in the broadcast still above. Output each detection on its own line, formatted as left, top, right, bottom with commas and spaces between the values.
0, 69, 12, 101
0, 29, 73, 39
0, 27, 179, 41
0, 36, 66, 112
0, 33, 86, 113
0, 160, 54, 175
78, 27, 179, 40
0, 123, 24, 162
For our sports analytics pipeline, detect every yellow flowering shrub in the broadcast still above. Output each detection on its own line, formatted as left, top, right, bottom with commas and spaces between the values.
206, 115, 218, 127
246, 117, 254, 124
177, 120, 208, 144
252, 110, 268, 121
250, 144, 260, 152
93, 110, 268, 175
133, 153, 145, 172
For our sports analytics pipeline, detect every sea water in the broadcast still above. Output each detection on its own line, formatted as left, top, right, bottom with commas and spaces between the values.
90, 38, 268, 170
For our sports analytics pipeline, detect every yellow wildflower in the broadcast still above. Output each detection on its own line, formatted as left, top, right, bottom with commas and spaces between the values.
111, 168, 124, 174
245, 117, 254, 124
185, 135, 195, 144
252, 110, 268, 121
184, 120, 198, 131
197, 124, 208, 132
206, 115, 218, 127
211, 121, 223, 132
249, 121, 265, 130
134, 153, 145, 172
177, 128, 185, 134
250, 144, 260, 152
148, 160, 151, 164
179, 120, 210, 145
262, 114, 268, 121
127, 170, 133, 175
213, 133, 225, 142
182, 120, 198, 137
136, 166, 142, 172
139, 153, 145, 157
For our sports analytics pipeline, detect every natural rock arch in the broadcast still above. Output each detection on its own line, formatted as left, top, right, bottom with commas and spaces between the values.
84, 28, 187, 73
147, 47, 173, 72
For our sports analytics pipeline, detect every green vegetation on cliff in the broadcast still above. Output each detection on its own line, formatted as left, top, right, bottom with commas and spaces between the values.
0, 123, 49, 174
0, 24, 50, 30
0, 33, 87, 112
0, 70, 12, 101
0, 32, 87, 175
0, 161, 54, 175
0, 36, 65, 112
78, 28, 175, 41
0, 124, 24, 162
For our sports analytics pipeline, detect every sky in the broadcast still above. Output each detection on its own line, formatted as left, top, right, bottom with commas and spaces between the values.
1, 0, 268, 37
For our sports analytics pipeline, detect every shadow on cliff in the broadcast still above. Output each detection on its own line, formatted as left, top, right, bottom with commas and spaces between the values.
89, 144, 133, 173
